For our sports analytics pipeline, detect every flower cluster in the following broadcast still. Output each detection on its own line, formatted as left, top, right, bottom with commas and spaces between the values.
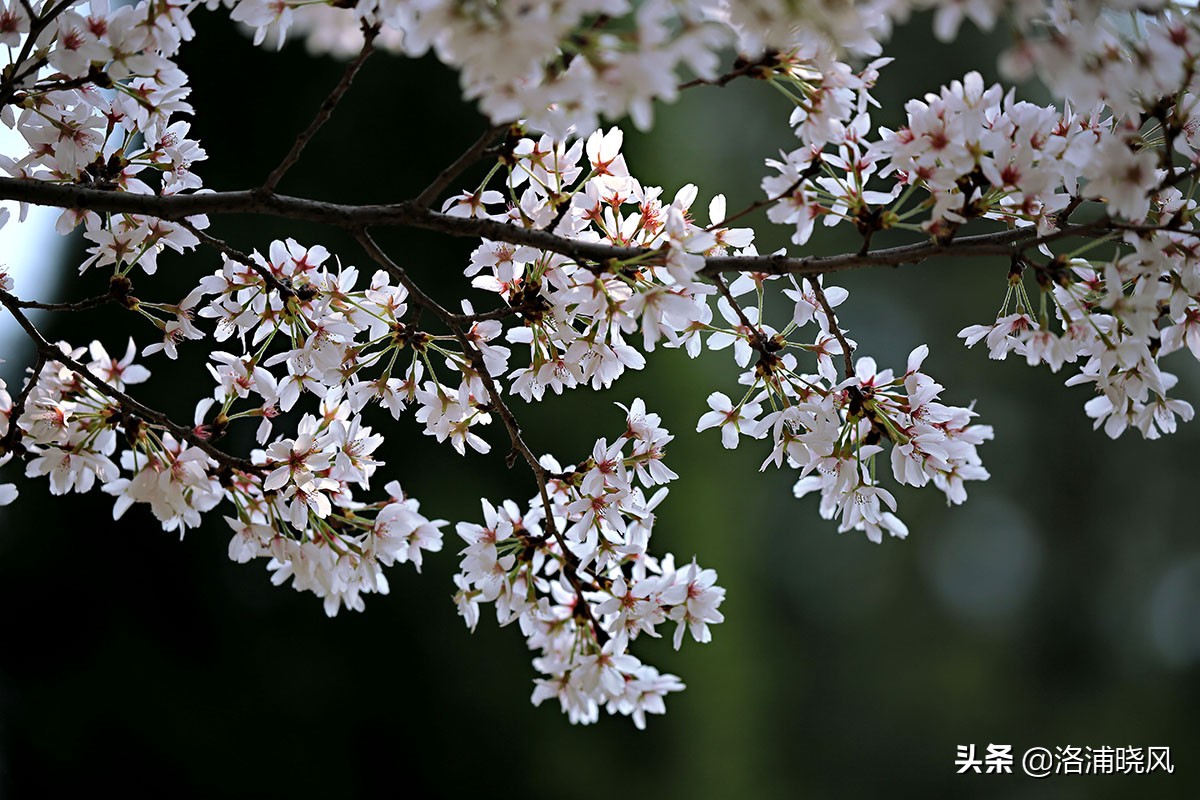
0, 0, 209, 274
14, 342, 134, 500
692, 276, 993, 542
753, 14, 1200, 441
455, 126, 741, 401
453, 400, 723, 728
3, 327, 447, 616
230, 0, 1138, 140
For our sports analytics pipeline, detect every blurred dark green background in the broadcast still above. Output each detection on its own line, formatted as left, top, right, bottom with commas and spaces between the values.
1, 10, 1198, 799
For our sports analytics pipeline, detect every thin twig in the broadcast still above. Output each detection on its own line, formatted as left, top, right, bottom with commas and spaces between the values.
0, 289, 260, 472
704, 156, 828, 233
806, 276, 854, 379
0, 0, 77, 105
678, 55, 774, 91
706, 177, 801, 233
0, 353, 46, 454
711, 273, 756, 331
13, 293, 116, 312
354, 229, 608, 644
414, 122, 509, 209
261, 23, 380, 193
178, 219, 295, 296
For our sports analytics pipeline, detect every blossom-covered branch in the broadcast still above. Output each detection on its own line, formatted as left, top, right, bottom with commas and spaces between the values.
3, 0, 1200, 729
0, 288, 260, 473
0, 175, 1118, 274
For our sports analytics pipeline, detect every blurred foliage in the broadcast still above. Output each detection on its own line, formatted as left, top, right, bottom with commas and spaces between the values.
1, 10, 1198, 799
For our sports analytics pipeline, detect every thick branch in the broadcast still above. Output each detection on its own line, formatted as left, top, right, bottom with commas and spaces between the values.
1, 177, 1107, 279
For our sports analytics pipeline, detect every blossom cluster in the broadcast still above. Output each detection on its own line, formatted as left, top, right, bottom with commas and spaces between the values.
239, 0, 1177, 139
454, 400, 723, 727
0, 0, 209, 272
457, 125, 726, 398
753, 11, 1200, 441
4, 329, 449, 616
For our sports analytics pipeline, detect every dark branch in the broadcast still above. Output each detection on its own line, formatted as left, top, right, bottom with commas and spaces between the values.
261, 23, 380, 193
0, 289, 260, 473
354, 229, 608, 645
678, 53, 778, 91
2, 177, 1104, 280
178, 219, 296, 297
12, 292, 116, 313
414, 122, 510, 208
711, 273, 755, 332
707, 175, 802, 233
0, 353, 46, 455
806, 276, 854, 379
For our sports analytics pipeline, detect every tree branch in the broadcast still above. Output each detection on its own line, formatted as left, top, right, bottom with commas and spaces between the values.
414, 122, 510, 209
711, 273, 755, 331
261, 23, 380, 193
706, 171, 808, 232
0, 352, 46, 455
12, 292, 117, 313
3, 177, 1118, 280
678, 53, 778, 91
806, 276, 854, 378
0, 289, 260, 473
354, 229, 608, 644
177, 219, 296, 297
